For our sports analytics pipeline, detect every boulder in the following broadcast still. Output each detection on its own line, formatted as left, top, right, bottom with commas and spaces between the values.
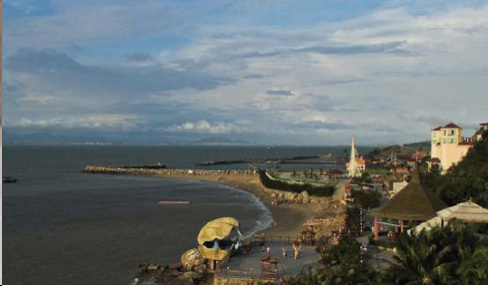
192, 264, 207, 273
286, 192, 297, 200
169, 262, 182, 270
301, 191, 310, 204
295, 194, 303, 203
182, 271, 202, 280
181, 248, 205, 271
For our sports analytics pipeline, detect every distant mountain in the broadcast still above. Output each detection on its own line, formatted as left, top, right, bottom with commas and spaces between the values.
402, 141, 431, 149
192, 137, 249, 145
367, 140, 431, 159
3, 129, 113, 144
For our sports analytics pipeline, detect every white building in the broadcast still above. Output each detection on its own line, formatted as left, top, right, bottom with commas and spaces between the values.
431, 122, 473, 171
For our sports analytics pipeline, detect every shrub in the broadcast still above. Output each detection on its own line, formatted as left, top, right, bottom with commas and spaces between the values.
258, 170, 334, 197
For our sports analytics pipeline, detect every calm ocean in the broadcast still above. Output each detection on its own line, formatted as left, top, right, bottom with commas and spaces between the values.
2, 145, 351, 284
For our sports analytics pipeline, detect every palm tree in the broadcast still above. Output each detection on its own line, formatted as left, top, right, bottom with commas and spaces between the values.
456, 247, 488, 284
384, 220, 487, 284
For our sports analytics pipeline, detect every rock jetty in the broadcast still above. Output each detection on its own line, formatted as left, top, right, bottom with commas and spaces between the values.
84, 165, 256, 176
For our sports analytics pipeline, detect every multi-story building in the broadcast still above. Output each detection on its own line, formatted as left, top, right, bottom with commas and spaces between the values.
430, 122, 473, 171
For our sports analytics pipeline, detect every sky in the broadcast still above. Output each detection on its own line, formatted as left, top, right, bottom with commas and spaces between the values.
2, 0, 488, 145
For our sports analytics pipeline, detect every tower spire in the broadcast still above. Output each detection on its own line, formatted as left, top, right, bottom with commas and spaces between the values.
348, 136, 361, 177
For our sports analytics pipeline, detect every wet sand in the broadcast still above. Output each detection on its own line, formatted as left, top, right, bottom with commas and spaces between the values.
153, 173, 325, 237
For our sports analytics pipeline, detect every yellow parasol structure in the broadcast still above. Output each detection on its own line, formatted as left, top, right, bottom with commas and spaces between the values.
197, 217, 242, 261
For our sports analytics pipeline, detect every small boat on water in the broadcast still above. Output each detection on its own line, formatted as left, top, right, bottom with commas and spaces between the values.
3, 176, 17, 183
158, 200, 190, 205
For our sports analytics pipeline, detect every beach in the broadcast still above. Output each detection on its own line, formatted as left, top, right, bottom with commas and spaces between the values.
150, 172, 326, 237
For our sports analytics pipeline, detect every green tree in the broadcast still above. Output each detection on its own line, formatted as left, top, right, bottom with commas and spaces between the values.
289, 237, 379, 285
421, 135, 488, 207
382, 221, 487, 284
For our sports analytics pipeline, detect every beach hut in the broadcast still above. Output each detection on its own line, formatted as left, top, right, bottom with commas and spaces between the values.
410, 200, 488, 234
370, 165, 447, 239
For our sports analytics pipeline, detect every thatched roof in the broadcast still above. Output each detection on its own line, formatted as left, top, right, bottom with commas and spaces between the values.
371, 167, 447, 221
409, 200, 488, 234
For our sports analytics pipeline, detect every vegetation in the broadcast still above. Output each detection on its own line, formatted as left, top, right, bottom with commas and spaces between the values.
421, 134, 488, 207
289, 221, 487, 285
258, 170, 335, 197
382, 221, 488, 284
350, 189, 381, 209
289, 237, 378, 285
345, 206, 361, 230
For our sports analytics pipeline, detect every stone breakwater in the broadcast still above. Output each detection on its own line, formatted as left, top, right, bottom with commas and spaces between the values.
84, 165, 257, 176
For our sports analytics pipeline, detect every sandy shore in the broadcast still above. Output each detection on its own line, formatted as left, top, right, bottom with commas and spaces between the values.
152, 173, 324, 237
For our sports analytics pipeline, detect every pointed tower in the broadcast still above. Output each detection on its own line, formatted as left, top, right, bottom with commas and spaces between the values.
348, 137, 362, 178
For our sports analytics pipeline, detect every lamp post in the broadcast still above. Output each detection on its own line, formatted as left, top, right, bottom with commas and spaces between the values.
360, 209, 363, 234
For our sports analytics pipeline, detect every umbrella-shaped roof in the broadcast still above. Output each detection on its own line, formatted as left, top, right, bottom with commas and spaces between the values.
409, 216, 443, 234
437, 200, 488, 222
197, 217, 240, 245
371, 166, 447, 221
409, 200, 487, 234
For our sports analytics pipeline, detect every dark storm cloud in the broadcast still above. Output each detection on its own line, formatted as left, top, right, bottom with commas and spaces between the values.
233, 41, 409, 59
4, 49, 234, 99
243, 74, 263, 79
127, 52, 155, 62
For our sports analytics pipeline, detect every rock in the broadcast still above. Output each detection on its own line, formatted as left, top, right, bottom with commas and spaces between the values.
147, 264, 161, 271
169, 262, 182, 270
295, 194, 303, 203
182, 271, 202, 280
181, 248, 205, 271
192, 263, 207, 272
301, 191, 310, 203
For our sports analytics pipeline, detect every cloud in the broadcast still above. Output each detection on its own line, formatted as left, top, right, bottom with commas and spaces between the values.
165, 120, 246, 134
128, 52, 155, 63
4, 48, 233, 99
8, 114, 140, 130
2, 1, 487, 145
266, 89, 295, 96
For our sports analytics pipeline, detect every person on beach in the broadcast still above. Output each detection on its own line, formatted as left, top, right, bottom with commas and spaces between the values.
266, 246, 271, 257
293, 240, 301, 260
282, 247, 287, 258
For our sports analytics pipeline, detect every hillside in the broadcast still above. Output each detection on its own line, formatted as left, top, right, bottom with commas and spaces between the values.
421, 133, 488, 207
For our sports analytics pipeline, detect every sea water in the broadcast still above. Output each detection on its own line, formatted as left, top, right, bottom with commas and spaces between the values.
2, 145, 347, 284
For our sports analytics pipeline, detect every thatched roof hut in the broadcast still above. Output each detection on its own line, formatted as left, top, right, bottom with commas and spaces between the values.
371, 167, 447, 221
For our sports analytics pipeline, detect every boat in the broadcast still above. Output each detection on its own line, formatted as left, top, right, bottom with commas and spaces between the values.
3, 176, 17, 183
158, 200, 190, 205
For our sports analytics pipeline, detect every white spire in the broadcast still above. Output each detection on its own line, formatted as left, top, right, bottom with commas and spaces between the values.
348, 136, 362, 178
